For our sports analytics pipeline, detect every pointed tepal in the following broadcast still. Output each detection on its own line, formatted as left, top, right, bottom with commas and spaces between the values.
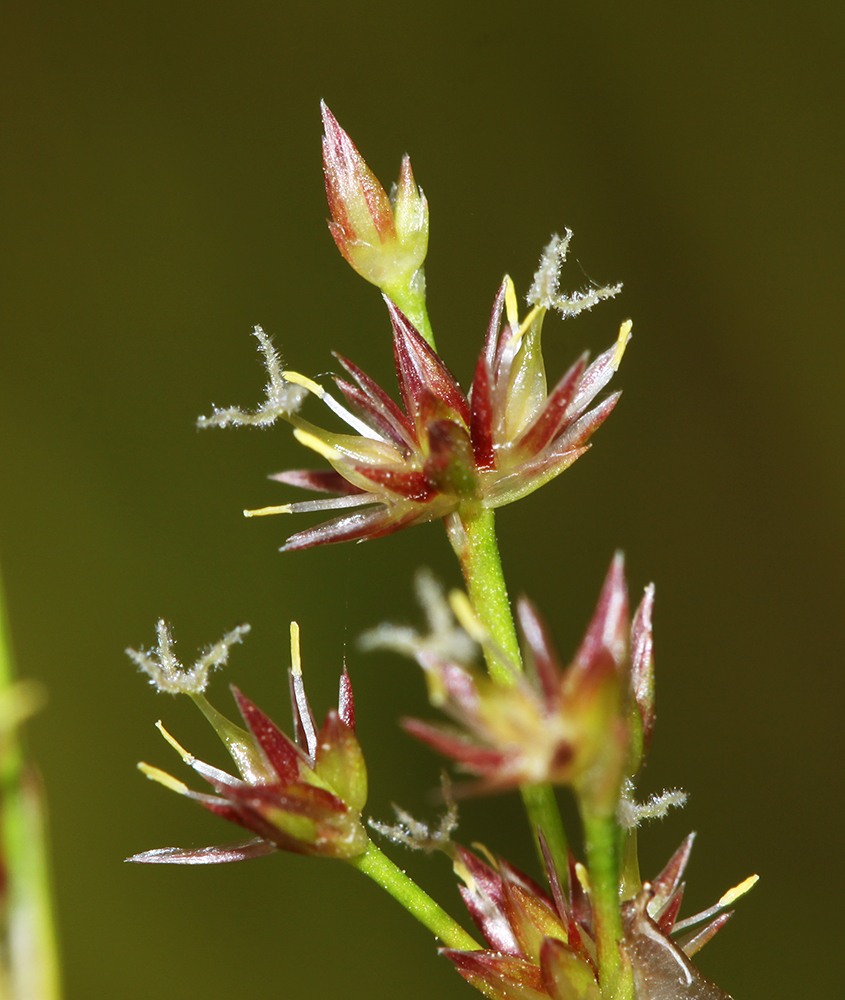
625, 888, 734, 1000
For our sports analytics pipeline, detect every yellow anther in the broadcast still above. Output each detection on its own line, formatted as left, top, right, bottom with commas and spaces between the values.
293, 428, 341, 461
137, 762, 191, 796
718, 874, 759, 907
452, 856, 476, 893
518, 304, 542, 337
282, 371, 326, 397
504, 275, 520, 333
290, 621, 303, 676
505, 302, 541, 354
575, 862, 591, 894
155, 720, 195, 765
471, 842, 499, 871
612, 319, 633, 370
243, 504, 293, 518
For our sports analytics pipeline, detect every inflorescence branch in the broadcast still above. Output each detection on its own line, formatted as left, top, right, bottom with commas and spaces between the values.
125, 103, 755, 1000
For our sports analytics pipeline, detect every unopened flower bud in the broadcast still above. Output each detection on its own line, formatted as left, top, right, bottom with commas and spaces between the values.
322, 105, 427, 287
321, 102, 431, 340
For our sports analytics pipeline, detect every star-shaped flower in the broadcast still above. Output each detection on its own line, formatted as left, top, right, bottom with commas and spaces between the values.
201, 238, 630, 553
379, 555, 652, 808
127, 621, 368, 863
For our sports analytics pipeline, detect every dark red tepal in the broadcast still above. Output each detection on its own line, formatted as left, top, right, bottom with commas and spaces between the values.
128, 661, 368, 865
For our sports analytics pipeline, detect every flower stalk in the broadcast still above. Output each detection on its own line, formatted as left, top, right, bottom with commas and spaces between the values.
348, 840, 479, 951
581, 809, 631, 999
447, 505, 520, 681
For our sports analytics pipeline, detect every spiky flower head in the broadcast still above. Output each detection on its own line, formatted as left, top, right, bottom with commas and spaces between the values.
127, 621, 368, 863
382, 555, 652, 812
203, 238, 629, 553
443, 834, 755, 1000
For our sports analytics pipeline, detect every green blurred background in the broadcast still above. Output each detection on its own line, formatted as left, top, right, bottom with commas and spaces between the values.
1, 2, 841, 997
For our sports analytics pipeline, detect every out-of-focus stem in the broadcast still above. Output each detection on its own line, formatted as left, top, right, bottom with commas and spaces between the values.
581, 807, 632, 1000
349, 840, 479, 950
0, 573, 62, 1000
447, 505, 569, 881
519, 784, 569, 886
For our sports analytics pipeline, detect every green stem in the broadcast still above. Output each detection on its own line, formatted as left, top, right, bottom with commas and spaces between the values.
519, 784, 569, 886
383, 268, 435, 350
348, 840, 479, 950
447, 505, 519, 682
446, 505, 569, 880
581, 808, 631, 1000
0, 572, 62, 999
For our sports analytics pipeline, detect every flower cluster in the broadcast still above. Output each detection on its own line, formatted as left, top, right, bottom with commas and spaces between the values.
375, 554, 653, 813
195, 106, 630, 553
202, 269, 629, 553
127, 622, 368, 863
444, 833, 753, 1000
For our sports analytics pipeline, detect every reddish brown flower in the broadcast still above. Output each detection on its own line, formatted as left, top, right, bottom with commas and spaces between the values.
443, 834, 753, 1000
235, 274, 629, 552
127, 623, 368, 863
399, 555, 651, 807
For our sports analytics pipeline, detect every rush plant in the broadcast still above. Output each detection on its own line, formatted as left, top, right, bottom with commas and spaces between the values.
126, 104, 756, 1000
